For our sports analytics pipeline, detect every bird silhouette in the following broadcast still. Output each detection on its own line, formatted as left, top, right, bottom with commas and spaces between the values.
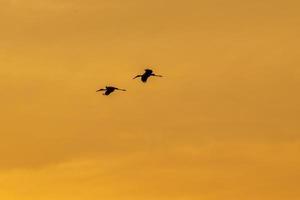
133, 69, 163, 83
96, 86, 126, 96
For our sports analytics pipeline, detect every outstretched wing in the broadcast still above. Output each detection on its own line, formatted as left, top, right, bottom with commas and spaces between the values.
104, 90, 113, 95
96, 88, 106, 92
133, 75, 142, 79
145, 69, 153, 74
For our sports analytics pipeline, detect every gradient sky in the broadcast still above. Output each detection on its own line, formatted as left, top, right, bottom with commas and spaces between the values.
1, 0, 300, 199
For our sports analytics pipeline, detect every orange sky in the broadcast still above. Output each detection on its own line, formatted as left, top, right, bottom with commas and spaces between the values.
0, 0, 300, 199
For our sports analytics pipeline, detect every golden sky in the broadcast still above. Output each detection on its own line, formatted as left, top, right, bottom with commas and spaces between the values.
0, 0, 300, 199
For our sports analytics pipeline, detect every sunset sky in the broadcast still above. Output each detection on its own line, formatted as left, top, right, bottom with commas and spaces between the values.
0, 0, 300, 199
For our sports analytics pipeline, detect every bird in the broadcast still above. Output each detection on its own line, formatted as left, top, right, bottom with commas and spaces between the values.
133, 69, 163, 83
96, 86, 126, 96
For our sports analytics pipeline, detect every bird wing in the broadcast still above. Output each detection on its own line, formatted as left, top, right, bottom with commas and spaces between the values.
133, 75, 141, 79
105, 90, 113, 95
154, 74, 163, 77
96, 88, 106, 92
145, 69, 153, 74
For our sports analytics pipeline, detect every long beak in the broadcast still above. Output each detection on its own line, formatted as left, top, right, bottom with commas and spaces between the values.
96, 89, 105, 92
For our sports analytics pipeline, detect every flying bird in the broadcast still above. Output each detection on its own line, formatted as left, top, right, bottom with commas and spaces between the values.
133, 69, 163, 83
96, 86, 126, 96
